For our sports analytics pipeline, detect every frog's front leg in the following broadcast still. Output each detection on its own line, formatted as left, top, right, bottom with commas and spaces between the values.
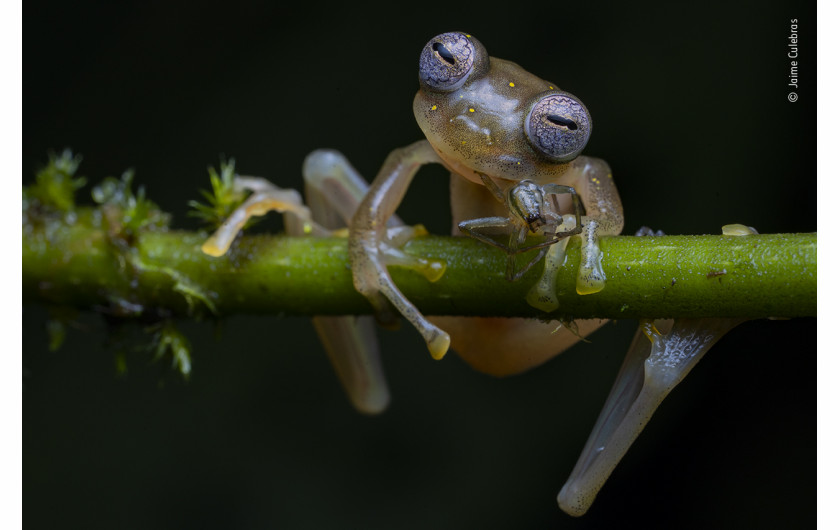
349, 139, 452, 360
570, 156, 624, 295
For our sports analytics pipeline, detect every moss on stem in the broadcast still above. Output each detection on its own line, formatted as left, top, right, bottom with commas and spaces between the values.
22, 209, 816, 320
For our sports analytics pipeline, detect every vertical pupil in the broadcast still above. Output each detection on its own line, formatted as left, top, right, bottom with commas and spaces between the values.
433, 42, 456, 65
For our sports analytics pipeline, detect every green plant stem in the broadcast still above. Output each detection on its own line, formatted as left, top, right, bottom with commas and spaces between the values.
22, 209, 816, 320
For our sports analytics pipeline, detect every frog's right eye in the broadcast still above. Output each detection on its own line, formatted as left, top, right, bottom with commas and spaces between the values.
419, 32, 487, 92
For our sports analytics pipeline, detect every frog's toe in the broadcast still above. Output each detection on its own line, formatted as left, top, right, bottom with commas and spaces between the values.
385, 288, 450, 360
352, 247, 451, 360
634, 226, 666, 237
722, 223, 759, 236
575, 263, 606, 295
427, 331, 451, 361
201, 186, 315, 257
390, 254, 445, 283
525, 288, 559, 313
381, 225, 447, 282
575, 234, 607, 295
526, 233, 573, 312
201, 237, 231, 258
200, 202, 253, 257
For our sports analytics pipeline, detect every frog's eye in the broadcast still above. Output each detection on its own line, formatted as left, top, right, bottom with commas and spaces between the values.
525, 94, 592, 162
419, 32, 487, 92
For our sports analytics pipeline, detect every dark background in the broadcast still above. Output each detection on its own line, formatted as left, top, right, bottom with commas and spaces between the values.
24, 1, 815, 528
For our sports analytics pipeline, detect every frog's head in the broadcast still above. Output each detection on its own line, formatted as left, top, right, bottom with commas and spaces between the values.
413, 32, 592, 184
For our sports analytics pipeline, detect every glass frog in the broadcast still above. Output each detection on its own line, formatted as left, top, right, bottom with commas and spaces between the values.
203, 31, 623, 379
201, 32, 744, 516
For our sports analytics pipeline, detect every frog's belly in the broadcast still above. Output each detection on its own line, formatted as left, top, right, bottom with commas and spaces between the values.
429, 316, 607, 376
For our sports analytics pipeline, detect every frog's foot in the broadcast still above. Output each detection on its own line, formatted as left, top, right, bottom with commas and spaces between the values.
526, 214, 577, 312
350, 230, 451, 360
201, 176, 322, 257
634, 226, 665, 237
575, 218, 607, 295
556, 317, 744, 516
382, 225, 446, 282
722, 223, 758, 236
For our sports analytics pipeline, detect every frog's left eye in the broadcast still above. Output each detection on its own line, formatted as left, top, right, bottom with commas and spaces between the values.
525, 94, 592, 162
419, 32, 488, 92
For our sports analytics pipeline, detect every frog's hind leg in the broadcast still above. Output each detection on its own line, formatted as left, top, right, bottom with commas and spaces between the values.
310, 315, 388, 414
556, 317, 744, 516
303, 150, 394, 414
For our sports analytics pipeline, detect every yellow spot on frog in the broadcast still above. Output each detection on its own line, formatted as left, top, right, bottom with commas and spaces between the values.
461, 141, 466, 145
431, 105, 437, 111
469, 108, 475, 112
549, 85, 554, 89
509, 82, 515, 87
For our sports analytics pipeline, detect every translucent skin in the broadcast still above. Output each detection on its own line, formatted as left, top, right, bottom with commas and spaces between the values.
201, 32, 749, 516
414, 56, 583, 186
202, 31, 625, 384
336, 33, 625, 375
412, 38, 623, 299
